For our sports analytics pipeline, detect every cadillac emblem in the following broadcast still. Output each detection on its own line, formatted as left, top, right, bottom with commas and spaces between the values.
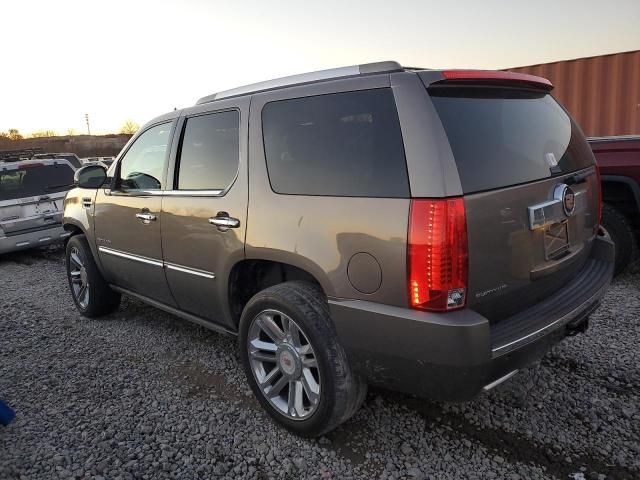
554, 184, 576, 217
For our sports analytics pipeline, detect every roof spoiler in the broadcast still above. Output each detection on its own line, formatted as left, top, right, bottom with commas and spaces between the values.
430, 70, 554, 90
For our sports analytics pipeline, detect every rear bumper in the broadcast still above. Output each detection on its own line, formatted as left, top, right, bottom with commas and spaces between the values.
0, 225, 71, 254
329, 232, 615, 401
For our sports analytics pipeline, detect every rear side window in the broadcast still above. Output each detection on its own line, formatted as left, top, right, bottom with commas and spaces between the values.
0, 164, 74, 201
429, 87, 594, 193
177, 110, 240, 191
262, 89, 408, 197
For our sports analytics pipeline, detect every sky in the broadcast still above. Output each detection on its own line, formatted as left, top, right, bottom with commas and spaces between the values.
1, 0, 639, 135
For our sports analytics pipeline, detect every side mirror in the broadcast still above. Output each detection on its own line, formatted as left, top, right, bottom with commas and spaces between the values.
74, 164, 107, 189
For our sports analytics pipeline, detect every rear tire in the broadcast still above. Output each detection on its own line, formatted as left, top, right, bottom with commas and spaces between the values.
601, 203, 636, 276
66, 234, 121, 317
238, 281, 366, 437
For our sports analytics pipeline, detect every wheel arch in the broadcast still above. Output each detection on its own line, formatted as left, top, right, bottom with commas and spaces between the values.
62, 220, 84, 243
601, 175, 640, 219
62, 219, 105, 275
227, 258, 329, 328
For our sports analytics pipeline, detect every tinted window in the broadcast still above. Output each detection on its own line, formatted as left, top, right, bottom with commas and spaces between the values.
119, 123, 171, 190
57, 154, 82, 168
262, 89, 408, 197
177, 111, 240, 190
430, 87, 594, 193
0, 164, 74, 201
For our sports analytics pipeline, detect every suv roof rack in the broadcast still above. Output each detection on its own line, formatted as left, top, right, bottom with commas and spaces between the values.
196, 61, 404, 105
0, 147, 44, 162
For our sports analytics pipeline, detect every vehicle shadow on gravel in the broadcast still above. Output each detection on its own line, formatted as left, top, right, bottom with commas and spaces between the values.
364, 383, 638, 480
0, 244, 65, 266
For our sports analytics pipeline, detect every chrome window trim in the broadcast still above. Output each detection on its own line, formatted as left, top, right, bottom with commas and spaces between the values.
165, 262, 216, 279
98, 246, 163, 267
107, 189, 163, 197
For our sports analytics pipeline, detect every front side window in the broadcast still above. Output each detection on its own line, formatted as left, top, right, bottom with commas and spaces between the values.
118, 123, 171, 190
176, 110, 240, 191
262, 89, 409, 197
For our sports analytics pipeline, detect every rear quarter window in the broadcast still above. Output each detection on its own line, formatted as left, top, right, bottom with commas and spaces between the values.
429, 87, 594, 193
262, 88, 409, 197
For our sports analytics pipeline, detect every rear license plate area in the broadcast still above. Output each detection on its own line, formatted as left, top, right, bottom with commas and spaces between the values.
544, 221, 569, 260
35, 201, 56, 214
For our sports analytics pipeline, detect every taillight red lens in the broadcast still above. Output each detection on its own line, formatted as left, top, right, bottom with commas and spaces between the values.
408, 198, 468, 312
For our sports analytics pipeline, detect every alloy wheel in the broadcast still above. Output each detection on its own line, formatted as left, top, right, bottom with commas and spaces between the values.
247, 309, 321, 420
69, 246, 90, 309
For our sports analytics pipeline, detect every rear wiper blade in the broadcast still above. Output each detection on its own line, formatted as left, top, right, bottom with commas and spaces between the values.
564, 171, 591, 185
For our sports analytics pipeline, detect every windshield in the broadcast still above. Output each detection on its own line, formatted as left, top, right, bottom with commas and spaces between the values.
0, 164, 75, 201
429, 86, 594, 193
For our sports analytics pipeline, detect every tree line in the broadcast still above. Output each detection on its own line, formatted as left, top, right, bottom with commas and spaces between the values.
0, 120, 139, 141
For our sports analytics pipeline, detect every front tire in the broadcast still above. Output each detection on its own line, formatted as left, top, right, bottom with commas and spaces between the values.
238, 281, 366, 437
66, 235, 121, 317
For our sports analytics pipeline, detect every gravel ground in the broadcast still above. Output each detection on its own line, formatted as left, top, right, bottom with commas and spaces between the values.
0, 246, 638, 480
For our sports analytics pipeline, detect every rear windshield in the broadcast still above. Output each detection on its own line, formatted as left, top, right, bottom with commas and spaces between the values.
429, 87, 594, 193
0, 164, 75, 201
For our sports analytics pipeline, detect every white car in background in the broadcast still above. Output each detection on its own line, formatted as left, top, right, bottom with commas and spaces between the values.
82, 156, 115, 167
32, 152, 83, 169
0, 159, 76, 254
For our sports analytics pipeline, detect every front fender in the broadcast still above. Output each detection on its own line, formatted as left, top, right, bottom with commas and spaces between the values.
63, 188, 104, 273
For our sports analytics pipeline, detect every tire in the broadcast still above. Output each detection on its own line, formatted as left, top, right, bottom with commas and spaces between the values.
238, 281, 366, 437
601, 203, 636, 276
66, 234, 121, 317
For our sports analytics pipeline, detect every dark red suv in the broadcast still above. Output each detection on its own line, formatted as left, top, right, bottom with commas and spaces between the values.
590, 135, 640, 274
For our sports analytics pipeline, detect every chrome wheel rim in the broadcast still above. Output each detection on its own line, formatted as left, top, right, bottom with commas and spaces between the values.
69, 246, 89, 309
248, 309, 321, 420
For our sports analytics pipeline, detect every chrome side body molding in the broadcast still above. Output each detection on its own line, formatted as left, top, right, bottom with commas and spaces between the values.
98, 246, 215, 279
164, 262, 216, 279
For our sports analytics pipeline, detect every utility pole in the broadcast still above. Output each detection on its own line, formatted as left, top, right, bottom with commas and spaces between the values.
85, 113, 91, 136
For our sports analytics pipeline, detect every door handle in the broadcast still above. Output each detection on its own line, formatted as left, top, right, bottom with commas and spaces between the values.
135, 212, 157, 223
208, 212, 240, 231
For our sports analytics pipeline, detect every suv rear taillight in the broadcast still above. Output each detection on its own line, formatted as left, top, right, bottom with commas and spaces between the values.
408, 198, 468, 312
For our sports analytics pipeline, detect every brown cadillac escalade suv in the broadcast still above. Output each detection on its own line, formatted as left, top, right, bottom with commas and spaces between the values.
63, 62, 614, 437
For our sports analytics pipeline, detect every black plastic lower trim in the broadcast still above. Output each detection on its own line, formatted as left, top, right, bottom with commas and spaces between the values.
489, 258, 612, 356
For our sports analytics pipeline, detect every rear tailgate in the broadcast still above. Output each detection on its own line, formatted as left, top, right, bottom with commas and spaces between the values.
0, 195, 65, 236
423, 75, 600, 323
